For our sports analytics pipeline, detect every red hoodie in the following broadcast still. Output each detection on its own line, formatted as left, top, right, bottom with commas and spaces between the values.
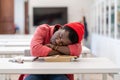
19, 24, 82, 80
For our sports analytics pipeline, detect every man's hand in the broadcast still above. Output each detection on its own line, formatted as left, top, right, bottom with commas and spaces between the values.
46, 44, 61, 56
46, 44, 70, 55
45, 44, 54, 49
48, 50, 61, 56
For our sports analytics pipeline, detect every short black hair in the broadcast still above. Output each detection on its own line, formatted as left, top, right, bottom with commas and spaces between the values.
63, 26, 78, 44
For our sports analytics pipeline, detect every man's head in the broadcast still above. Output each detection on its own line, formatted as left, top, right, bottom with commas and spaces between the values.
50, 22, 84, 46
64, 22, 84, 43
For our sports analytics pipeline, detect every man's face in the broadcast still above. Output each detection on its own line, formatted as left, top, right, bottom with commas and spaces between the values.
50, 29, 72, 46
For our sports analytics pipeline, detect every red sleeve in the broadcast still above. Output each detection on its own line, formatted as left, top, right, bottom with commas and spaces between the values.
68, 43, 82, 57
30, 24, 52, 57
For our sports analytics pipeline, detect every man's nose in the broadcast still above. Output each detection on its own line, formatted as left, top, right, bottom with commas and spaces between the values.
55, 38, 62, 45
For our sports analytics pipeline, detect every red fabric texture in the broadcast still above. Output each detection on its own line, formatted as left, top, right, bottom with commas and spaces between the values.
18, 74, 24, 80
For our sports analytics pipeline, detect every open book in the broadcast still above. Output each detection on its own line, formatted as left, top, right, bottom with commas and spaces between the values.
33, 55, 78, 62
9, 55, 78, 63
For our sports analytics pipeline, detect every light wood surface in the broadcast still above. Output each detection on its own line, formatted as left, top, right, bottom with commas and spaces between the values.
0, 57, 119, 74
0, 47, 30, 55
0, 41, 30, 47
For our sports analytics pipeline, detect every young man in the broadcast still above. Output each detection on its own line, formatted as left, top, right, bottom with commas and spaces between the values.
23, 22, 84, 80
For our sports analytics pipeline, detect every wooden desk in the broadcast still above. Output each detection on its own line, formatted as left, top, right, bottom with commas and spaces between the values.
0, 57, 120, 80
0, 35, 32, 47
81, 46, 91, 54
81, 46, 91, 57
0, 57, 120, 77
0, 47, 30, 55
0, 35, 32, 39
0, 41, 30, 47
0, 39, 31, 42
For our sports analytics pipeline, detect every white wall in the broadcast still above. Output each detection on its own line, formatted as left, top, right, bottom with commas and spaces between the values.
91, 33, 120, 66
14, 0, 25, 34
29, 0, 94, 33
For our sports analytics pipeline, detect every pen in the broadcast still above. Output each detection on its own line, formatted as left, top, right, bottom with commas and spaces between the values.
32, 57, 39, 62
